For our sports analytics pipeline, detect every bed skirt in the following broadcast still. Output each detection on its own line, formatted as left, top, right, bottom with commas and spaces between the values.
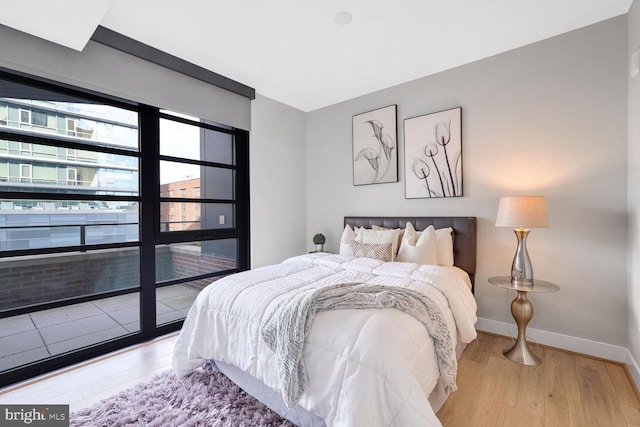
214, 338, 468, 426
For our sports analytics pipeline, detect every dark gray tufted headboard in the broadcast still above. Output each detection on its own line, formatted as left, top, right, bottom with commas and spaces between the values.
344, 216, 477, 290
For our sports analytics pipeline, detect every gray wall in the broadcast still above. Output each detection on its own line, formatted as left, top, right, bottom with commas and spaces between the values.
628, 0, 640, 379
0, 24, 250, 130
306, 17, 629, 346
250, 95, 307, 267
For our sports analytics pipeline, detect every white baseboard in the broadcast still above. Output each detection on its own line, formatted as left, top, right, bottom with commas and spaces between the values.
476, 317, 633, 365
627, 349, 640, 393
477, 317, 640, 392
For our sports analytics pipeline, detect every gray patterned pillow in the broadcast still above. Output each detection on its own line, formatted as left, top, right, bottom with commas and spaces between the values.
349, 241, 393, 262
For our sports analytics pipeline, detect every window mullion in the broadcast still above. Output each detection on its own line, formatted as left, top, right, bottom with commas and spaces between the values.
138, 104, 159, 337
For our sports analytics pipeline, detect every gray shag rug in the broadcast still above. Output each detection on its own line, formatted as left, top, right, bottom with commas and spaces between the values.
70, 363, 295, 426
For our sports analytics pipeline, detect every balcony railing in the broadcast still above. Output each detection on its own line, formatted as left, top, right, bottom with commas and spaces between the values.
0, 221, 139, 252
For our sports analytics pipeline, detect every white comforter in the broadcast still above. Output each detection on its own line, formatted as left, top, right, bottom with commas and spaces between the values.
173, 253, 477, 427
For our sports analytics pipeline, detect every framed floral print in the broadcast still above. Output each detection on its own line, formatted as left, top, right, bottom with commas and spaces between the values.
352, 105, 398, 185
404, 107, 462, 198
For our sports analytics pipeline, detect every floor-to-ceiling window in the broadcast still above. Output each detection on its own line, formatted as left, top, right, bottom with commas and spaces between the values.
153, 111, 245, 326
0, 70, 249, 387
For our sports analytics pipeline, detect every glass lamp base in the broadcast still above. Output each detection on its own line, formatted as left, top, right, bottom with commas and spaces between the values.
511, 228, 534, 285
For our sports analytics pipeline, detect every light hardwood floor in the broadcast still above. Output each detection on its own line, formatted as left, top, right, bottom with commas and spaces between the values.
439, 332, 640, 426
1, 331, 638, 426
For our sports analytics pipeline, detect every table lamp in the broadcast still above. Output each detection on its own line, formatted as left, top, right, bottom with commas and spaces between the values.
495, 196, 548, 285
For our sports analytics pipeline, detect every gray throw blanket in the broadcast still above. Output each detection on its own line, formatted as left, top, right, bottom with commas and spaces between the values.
260, 282, 457, 408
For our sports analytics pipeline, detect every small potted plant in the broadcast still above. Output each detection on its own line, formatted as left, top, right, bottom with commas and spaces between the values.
312, 233, 326, 252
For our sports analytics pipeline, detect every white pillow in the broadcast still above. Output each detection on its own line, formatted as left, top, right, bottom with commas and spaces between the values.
396, 223, 438, 265
399, 222, 418, 245
339, 224, 357, 255
372, 225, 404, 247
435, 227, 454, 266
358, 228, 401, 261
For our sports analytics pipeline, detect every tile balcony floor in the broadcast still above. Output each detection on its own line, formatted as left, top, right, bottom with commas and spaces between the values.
0, 284, 200, 373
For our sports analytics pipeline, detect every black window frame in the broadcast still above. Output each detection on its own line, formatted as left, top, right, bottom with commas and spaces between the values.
149, 110, 249, 324
0, 68, 250, 387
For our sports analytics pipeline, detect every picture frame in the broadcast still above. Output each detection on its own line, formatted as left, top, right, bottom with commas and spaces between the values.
404, 107, 462, 198
352, 105, 398, 185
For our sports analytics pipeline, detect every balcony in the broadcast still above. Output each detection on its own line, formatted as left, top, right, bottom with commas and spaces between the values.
0, 285, 199, 372
0, 243, 236, 376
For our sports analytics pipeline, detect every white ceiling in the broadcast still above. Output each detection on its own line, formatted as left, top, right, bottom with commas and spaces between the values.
0, 0, 632, 112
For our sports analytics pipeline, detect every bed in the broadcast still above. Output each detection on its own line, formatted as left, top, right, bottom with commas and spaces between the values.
173, 216, 477, 427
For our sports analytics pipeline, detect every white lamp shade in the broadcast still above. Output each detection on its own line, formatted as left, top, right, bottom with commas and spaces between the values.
495, 196, 549, 228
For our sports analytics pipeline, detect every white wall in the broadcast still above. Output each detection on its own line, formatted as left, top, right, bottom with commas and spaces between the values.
628, 0, 640, 386
306, 17, 629, 348
250, 94, 307, 267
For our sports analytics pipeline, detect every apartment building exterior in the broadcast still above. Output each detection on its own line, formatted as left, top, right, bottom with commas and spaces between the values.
0, 97, 138, 199
0, 97, 140, 251
160, 177, 200, 232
